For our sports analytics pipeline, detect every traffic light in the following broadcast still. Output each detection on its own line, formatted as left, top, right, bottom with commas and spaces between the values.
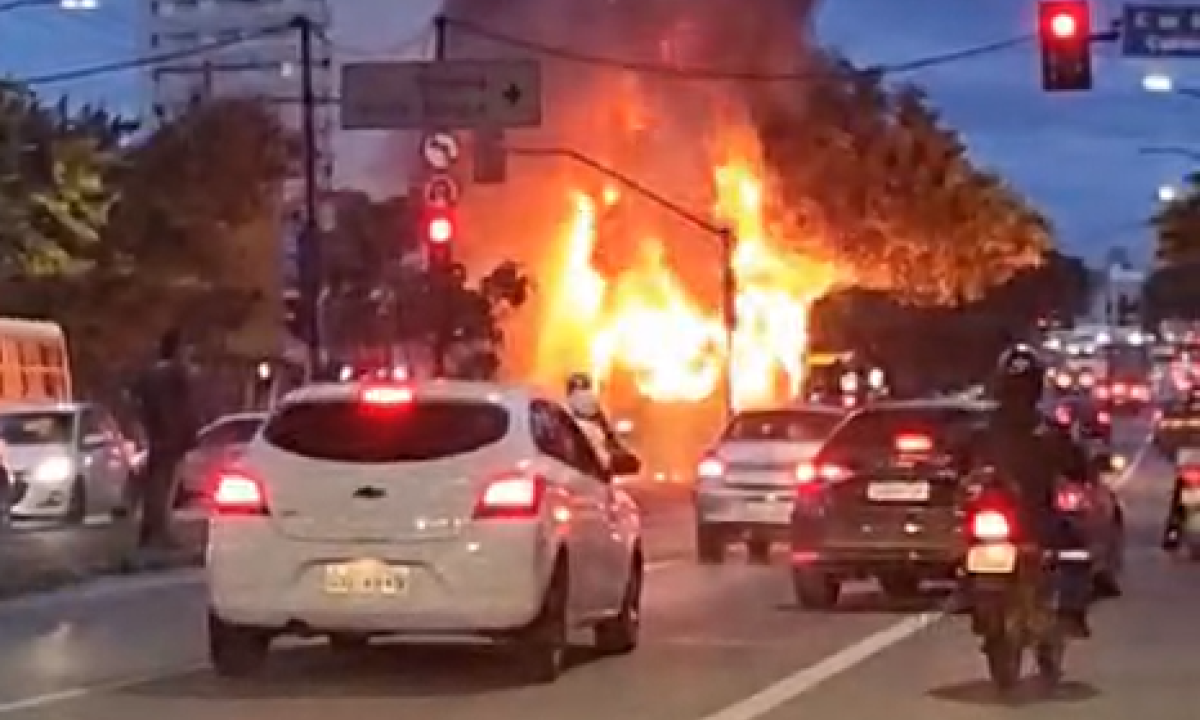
423, 207, 455, 266
1038, 1, 1092, 91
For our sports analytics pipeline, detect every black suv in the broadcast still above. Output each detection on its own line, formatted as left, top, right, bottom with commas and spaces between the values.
790, 400, 991, 609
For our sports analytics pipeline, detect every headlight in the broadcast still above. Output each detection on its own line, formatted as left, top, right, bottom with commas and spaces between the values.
33, 456, 74, 483
614, 418, 634, 434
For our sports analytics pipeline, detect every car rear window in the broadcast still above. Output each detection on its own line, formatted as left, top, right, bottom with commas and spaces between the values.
723, 410, 843, 442
262, 399, 510, 463
823, 406, 987, 456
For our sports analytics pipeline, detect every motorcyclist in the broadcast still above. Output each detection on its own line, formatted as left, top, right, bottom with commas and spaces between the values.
976, 344, 1096, 637
565, 372, 621, 467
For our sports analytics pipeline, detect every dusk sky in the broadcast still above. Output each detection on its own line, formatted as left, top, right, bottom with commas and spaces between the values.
1, 0, 1194, 264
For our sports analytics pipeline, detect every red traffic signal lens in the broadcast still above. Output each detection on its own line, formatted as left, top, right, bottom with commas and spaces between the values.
1049, 12, 1077, 37
427, 216, 453, 243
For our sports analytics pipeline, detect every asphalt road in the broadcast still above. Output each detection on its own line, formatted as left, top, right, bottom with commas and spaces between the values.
0, 418, 1192, 720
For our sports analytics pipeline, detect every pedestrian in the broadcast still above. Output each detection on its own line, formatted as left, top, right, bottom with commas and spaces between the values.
131, 329, 199, 549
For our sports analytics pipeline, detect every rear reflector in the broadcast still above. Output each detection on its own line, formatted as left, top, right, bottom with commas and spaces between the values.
213, 471, 268, 515
474, 473, 546, 519
970, 509, 1011, 541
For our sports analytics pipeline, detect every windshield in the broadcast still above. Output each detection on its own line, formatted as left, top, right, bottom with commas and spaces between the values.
723, 410, 843, 443
0, 412, 74, 445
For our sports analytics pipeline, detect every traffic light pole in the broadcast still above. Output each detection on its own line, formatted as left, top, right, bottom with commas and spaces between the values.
430, 15, 450, 378
505, 145, 739, 419
294, 14, 323, 378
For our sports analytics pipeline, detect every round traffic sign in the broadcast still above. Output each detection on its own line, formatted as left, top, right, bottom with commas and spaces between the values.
421, 132, 460, 171
424, 174, 461, 206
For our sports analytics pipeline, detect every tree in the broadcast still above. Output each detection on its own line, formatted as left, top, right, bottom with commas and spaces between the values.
751, 58, 1050, 304
1152, 171, 1200, 265
1, 96, 294, 397
0, 84, 130, 278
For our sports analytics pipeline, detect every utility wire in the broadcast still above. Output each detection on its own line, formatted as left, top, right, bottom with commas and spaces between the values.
444, 17, 1033, 81
18, 23, 294, 87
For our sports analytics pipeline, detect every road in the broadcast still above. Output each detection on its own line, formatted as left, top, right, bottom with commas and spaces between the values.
0, 418, 1193, 720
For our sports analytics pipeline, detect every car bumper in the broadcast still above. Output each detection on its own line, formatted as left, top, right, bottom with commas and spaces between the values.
791, 544, 963, 578
207, 522, 551, 634
695, 489, 793, 528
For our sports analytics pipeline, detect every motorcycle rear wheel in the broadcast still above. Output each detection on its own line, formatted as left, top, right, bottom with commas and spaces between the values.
1034, 635, 1064, 687
984, 633, 1023, 692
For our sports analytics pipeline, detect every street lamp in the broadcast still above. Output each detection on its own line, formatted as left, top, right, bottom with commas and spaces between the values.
1158, 184, 1180, 203
1142, 72, 1200, 100
0, 0, 97, 13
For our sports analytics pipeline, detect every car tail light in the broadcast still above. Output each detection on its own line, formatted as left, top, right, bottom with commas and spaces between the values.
1181, 465, 1200, 487
360, 384, 413, 406
1054, 482, 1088, 512
1113, 382, 1127, 396
212, 470, 268, 515
1132, 385, 1150, 401
473, 473, 546, 519
1097, 410, 1111, 425
697, 456, 725, 480
894, 433, 932, 454
1094, 385, 1109, 400
1055, 374, 1072, 389
1054, 405, 1071, 424
796, 461, 848, 484
1079, 372, 1095, 388
970, 509, 1011, 541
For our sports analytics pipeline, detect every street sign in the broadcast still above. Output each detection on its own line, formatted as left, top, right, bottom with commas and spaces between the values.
1122, 4, 1200, 57
421, 132, 459, 171
423, 174, 461, 207
341, 59, 543, 130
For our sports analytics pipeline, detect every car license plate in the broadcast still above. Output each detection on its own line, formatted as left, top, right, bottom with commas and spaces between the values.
867, 481, 930, 502
743, 501, 789, 523
1182, 488, 1200, 507
323, 559, 407, 596
966, 543, 1017, 574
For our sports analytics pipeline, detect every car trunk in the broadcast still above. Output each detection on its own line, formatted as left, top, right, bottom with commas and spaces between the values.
717, 440, 822, 491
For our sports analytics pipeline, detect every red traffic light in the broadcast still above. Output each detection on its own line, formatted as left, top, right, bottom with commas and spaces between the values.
427, 215, 453, 243
1049, 12, 1078, 38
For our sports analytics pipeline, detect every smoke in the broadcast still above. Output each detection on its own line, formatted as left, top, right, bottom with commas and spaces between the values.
435, 0, 823, 380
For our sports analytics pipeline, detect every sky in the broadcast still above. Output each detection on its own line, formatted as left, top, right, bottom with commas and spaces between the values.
0, 0, 1196, 264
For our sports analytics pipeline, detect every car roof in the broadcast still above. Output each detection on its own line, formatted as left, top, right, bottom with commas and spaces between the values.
851, 398, 996, 414
0, 402, 88, 415
280, 380, 554, 411
738, 404, 844, 416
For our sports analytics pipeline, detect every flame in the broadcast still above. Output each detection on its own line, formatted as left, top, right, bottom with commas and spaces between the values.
535, 133, 837, 410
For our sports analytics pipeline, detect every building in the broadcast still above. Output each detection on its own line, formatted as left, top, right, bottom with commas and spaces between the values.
141, 0, 336, 255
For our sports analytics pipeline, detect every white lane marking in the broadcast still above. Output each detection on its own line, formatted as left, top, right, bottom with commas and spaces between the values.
1110, 430, 1154, 490
692, 611, 943, 720
0, 663, 207, 715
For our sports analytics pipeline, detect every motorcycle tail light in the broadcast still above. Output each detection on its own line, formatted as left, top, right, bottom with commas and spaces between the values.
1054, 483, 1088, 512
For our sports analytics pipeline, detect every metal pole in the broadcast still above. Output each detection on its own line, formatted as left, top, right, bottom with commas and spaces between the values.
293, 14, 323, 378
720, 229, 737, 421
431, 15, 449, 378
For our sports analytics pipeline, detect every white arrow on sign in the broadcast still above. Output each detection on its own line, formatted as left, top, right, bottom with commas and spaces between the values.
421, 132, 460, 171
424, 174, 461, 206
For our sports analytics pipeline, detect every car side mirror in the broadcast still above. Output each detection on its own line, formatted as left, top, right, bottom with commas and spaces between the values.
609, 452, 642, 477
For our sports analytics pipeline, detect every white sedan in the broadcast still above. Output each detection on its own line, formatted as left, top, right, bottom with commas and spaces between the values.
2, 403, 135, 522
205, 380, 644, 683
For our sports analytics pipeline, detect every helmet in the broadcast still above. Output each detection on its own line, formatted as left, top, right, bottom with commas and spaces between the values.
566, 372, 592, 393
993, 344, 1046, 410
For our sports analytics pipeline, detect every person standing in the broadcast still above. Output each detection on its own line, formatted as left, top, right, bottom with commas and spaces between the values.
131, 329, 199, 548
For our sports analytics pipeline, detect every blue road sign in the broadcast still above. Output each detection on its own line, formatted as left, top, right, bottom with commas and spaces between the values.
1123, 4, 1200, 57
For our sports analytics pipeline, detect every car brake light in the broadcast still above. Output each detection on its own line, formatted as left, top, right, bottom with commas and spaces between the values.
360, 384, 413, 405
1113, 382, 1127, 396
1097, 410, 1111, 425
697, 457, 725, 480
1094, 385, 1109, 399
1182, 466, 1200, 487
1079, 373, 1094, 388
213, 470, 268, 515
894, 433, 932, 454
1132, 385, 1150, 400
1054, 405, 1071, 424
796, 461, 847, 484
473, 473, 546, 519
1054, 483, 1088, 512
970, 509, 1011, 541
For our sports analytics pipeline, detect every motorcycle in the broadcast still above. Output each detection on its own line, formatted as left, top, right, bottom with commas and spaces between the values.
1173, 448, 1200, 559
962, 474, 1094, 691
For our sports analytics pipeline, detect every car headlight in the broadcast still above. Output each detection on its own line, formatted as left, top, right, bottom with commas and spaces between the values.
33, 456, 75, 483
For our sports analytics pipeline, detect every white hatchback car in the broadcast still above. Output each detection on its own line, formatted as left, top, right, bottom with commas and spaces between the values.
206, 380, 644, 682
